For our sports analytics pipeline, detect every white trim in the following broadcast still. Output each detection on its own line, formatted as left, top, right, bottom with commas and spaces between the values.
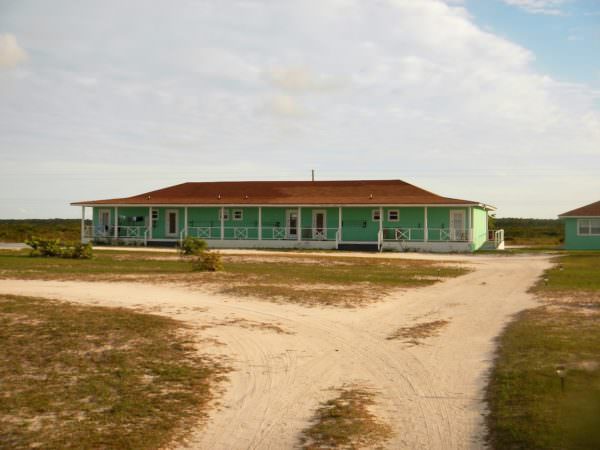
424, 206, 428, 242
297, 207, 302, 242
449, 209, 467, 241
148, 207, 153, 240
286, 209, 299, 239
371, 209, 381, 222
75, 202, 489, 208
561, 215, 600, 219
114, 207, 119, 239
312, 209, 327, 239
165, 209, 179, 238
338, 206, 342, 242
387, 209, 399, 222
81, 206, 85, 242
258, 206, 262, 241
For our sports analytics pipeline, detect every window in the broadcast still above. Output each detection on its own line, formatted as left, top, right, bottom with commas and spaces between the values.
219, 209, 230, 221
151, 209, 159, 228
372, 209, 381, 221
233, 209, 243, 221
387, 210, 399, 222
578, 218, 600, 236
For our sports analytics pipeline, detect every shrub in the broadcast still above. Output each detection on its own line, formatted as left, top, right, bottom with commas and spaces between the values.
25, 237, 93, 259
191, 251, 223, 272
178, 237, 208, 256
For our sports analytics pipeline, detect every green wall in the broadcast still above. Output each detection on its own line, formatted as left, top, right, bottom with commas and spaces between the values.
471, 206, 488, 250
563, 218, 600, 250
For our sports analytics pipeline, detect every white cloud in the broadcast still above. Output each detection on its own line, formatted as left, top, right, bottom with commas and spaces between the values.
267, 67, 342, 92
502, 0, 569, 15
0, 33, 27, 68
262, 94, 306, 117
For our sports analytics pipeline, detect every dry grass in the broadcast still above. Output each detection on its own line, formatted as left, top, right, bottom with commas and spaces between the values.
0, 294, 226, 450
204, 317, 294, 335
0, 249, 468, 308
386, 319, 450, 345
299, 385, 392, 449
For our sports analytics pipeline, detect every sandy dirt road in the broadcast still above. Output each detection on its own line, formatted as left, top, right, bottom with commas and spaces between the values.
0, 253, 550, 449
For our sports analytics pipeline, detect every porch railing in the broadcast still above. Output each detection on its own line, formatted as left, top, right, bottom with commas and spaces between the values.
183, 226, 339, 241
84, 225, 148, 244
382, 228, 472, 242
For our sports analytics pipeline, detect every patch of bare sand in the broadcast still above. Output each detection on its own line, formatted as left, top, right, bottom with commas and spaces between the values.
0, 254, 551, 449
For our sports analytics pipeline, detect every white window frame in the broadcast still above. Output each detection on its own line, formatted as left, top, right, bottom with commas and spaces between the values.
577, 218, 600, 236
387, 209, 399, 222
232, 209, 243, 221
372, 209, 381, 222
219, 209, 230, 221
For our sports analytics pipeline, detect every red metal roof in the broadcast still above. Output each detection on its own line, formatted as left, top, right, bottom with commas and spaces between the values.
559, 200, 600, 217
71, 180, 485, 207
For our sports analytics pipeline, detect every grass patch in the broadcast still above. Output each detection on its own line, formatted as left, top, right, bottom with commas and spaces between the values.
0, 295, 225, 449
486, 252, 600, 449
386, 319, 449, 345
299, 385, 392, 449
0, 250, 469, 307
0, 219, 83, 243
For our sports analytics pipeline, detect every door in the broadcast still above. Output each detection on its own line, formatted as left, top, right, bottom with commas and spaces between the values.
98, 209, 111, 236
312, 210, 326, 240
286, 210, 298, 239
165, 209, 179, 238
449, 210, 466, 241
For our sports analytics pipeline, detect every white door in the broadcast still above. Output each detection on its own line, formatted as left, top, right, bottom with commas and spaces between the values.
312, 210, 326, 239
165, 209, 179, 238
98, 209, 111, 236
449, 210, 466, 241
286, 210, 298, 239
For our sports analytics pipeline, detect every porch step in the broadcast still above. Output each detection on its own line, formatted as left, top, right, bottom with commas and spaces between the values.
337, 243, 379, 252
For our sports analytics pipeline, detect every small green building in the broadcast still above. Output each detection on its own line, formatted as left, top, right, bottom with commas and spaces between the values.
559, 200, 600, 250
72, 180, 504, 252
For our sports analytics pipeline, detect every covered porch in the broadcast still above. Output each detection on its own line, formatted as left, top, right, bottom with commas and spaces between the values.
79, 204, 503, 252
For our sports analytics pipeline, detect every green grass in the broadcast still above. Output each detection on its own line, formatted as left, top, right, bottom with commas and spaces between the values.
486, 252, 600, 449
495, 218, 563, 246
0, 250, 469, 307
0, 219, 84, 243
0, 295, 224, 450
299, 385, 392, 449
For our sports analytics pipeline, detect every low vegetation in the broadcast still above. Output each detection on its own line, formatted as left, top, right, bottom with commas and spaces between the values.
25, 236, 93, 259
486, 252, 600, 449
386, 319, 449, 345
0, 249, 468, 307
0, 219, 83, 243
495, 217, 563, 246
299, 385, 392, 449
0, 295, 225, 450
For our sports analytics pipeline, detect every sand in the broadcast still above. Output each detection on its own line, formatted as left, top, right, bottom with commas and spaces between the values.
0, 252, 550, 449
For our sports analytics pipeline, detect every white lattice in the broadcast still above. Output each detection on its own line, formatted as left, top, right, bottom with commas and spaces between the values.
234, 228, 248, 239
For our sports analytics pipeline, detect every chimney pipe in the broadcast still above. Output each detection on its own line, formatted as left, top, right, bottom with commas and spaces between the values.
311, 169, 315, 182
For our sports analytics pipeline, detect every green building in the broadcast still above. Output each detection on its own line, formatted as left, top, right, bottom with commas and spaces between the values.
72, 180, 504, 252
559, 200, 600, 250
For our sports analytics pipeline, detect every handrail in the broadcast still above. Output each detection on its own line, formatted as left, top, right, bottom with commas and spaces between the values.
382, 227, 472, 242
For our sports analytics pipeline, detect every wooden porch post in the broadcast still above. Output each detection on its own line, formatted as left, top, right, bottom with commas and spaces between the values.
81, 206, 85, 242
258, 207, 262, 241
184, 207, 188, 238
297, 207, 302, 241
338, 207, 342, 242
148, 207, 153, 240
424, 206, 428, 242
114, 207, 119, 240
220, 207, 225, 240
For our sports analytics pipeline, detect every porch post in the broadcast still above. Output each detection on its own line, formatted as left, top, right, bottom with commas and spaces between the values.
468, 207, 472, 242
338, 206, 342, 242
258, 207, 262, 241
148, 207, 153, 240
424, 206, 428, 242
184, 207, 188, 238
220, 207, 225, 240
81, 206, 85, 243
114, 206, 119, 240
297, 207, 302, 241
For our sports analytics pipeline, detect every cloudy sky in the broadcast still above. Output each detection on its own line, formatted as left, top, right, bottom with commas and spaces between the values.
1, 0, 599, 219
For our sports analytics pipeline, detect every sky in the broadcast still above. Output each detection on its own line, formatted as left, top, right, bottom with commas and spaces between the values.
0, 0, 599, 219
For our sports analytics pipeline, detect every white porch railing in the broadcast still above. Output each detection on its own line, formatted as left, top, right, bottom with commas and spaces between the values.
84, 225, 148, 244
383, 228, 472, 242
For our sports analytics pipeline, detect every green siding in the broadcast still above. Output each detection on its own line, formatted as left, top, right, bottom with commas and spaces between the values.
342, 207, 378, 242
563, 218, 600, 250
471, 206, 488, 250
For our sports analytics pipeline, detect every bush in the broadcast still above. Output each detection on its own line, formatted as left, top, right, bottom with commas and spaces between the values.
178, 237, 208, 256
191, 251, 223, 272
25, 237, 93, 259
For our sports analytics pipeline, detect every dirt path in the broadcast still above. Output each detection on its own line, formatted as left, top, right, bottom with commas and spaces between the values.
0, 254, 550, 449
